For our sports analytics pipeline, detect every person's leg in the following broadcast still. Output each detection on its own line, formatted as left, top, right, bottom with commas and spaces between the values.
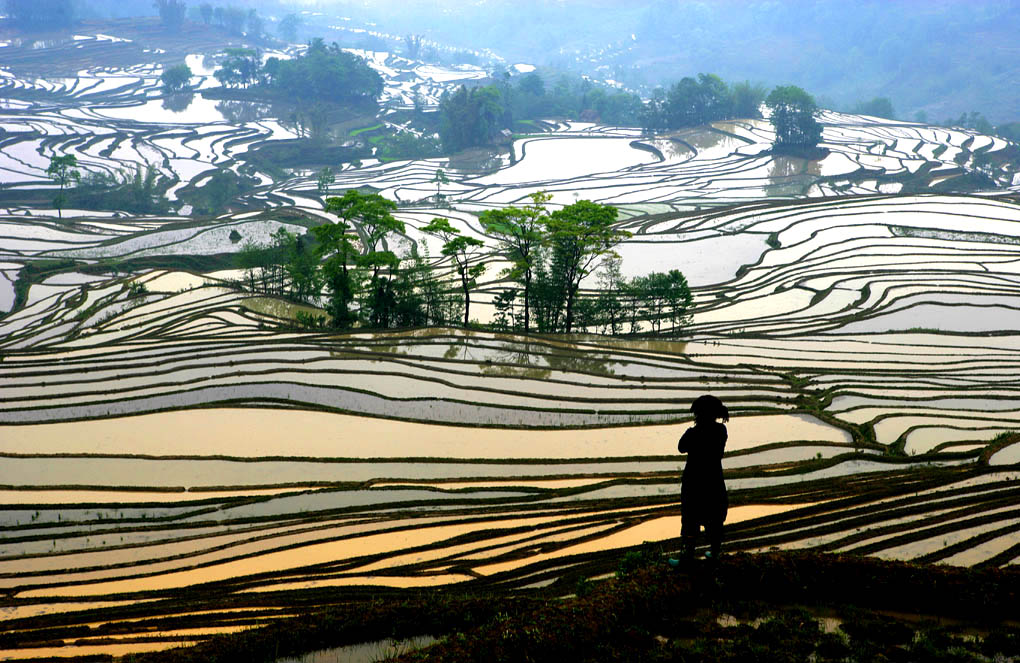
706, 519, 723, 558
680, 516, 699, 559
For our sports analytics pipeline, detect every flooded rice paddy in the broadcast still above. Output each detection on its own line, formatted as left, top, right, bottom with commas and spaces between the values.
0, 26, 1019, 661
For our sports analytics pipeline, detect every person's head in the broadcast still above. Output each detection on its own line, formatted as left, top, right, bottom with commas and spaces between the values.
691, 394, 729, 423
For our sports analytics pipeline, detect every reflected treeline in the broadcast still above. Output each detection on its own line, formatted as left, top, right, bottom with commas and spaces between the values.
215, 99, 273, 125
162, 93, 194, 114
477, 338, 619, 378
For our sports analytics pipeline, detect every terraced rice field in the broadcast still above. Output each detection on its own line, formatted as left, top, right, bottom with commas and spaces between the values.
1, 26, 1020, 661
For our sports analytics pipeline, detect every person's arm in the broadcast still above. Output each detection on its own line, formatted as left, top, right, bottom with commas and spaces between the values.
678, 427, 694, 454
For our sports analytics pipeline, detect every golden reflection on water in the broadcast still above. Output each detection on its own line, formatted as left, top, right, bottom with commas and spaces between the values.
241, 574, 472, 593
0, 641, 197, 660
0, 409, 851, 458
18, 521, 493, 598
474, 504, 810, 576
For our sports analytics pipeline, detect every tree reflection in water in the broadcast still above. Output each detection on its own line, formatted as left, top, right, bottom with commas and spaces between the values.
161, 93, 194, 113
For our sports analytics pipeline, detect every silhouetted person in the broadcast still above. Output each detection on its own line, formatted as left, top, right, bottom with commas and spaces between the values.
677, 394, 729, 559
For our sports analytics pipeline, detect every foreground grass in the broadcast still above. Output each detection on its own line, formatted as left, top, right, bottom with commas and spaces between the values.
119, 550, 1020, 663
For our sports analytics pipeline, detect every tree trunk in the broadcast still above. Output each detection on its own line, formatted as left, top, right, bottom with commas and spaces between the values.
523, 270, 531, 332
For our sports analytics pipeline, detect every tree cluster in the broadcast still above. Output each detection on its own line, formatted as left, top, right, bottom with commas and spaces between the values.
483, 193, 691, 336
4, 0, 74, 29
765, 85, 823, 152
153, 0, 186, 31
215, 39, 383, 106
237, 191, 693, 337
853, 97, 896, 120
438, 72, 644, 152
641, 75, 767, 131
195, 3, 262, 37
160, 63, 192, 92
238, 191, 447, 330
70, 165, 168, 215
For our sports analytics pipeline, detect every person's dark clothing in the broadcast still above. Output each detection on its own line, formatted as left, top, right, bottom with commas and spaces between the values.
678, 421, 728, 555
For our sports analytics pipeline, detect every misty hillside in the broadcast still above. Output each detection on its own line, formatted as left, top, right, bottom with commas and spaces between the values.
344, 0, 1020, 125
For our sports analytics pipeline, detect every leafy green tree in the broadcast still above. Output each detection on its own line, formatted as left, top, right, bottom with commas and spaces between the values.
375, 132, 443, 161
47, 154, 80, 219
422, 218, 486, 327
766, 85, 823, 152
160, 63, 192, 93
316, 166, 335, 194
731, 81, 767, 119
271, 39, 383, 103
280, 229, 320, 303
236, 239, 272, 293
491, 288, 518, 331
199, 3, 212, 24
438, 84, 506, 152
594, 253, 625, 335
316, 190, 404, 328
214, 48, 260, 89
197, 169, 242, 212
529, 246, 565, 333
480, 191, 551, 332
630, 270, 692, 334
518, 72, 546, 97
432, 168, 449, 201
544, 200, 630, 333
312, 216, 359, 328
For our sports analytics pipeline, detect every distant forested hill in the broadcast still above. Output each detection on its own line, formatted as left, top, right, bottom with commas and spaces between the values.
357, 0, 1020, 125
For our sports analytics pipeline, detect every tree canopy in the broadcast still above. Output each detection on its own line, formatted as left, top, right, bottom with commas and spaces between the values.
766, 85, 823, 152
641, 74, 767, 131
160, 63, 192, 93
4, 0, 73, 28
269, 39, 383, 104
46, 154, 79, 219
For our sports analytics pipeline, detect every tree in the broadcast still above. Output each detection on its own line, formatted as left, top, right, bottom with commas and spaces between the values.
160, 63, 192, 93
221, 7, 247, 35
316, 166, 335, 194
594, 253, 625, 335
731, 81, 767, 119
197, 169, 242, 212
431, 168, 449, 201
422, 218, 486, 327
404, 34, 424, 59
47, 154, 80, 219
278, 13, 301, 42
480, 191, 550, 333
199, 3, 212, 25
153, 0, 187, 31
271, 39, 383, 103
5, 0, 73, 28
631, 270, 692, 334
316, 190, 404, 328
853, 97, 896, 119
438, 84, 506, 152
246, 9, 263, 38
282, 229, 320, 303
544, 200, 630, 333
214, 48, 260, 89
765, 85, 823, 152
